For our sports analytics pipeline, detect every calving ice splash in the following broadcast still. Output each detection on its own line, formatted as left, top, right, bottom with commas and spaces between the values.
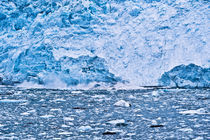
0, 0, 209, 88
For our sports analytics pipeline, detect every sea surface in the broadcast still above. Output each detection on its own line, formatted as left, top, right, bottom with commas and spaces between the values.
0, 87, 209, 139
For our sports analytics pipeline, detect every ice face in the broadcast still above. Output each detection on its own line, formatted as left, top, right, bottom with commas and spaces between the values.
0, 45, 120, 86
159, 64, 210, 88
0, 0, 209, 88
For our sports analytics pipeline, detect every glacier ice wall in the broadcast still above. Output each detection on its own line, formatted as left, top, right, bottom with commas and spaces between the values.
0, 0, 209, 87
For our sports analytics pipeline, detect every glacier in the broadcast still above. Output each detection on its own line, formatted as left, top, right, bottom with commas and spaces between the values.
0, 0, 209, 88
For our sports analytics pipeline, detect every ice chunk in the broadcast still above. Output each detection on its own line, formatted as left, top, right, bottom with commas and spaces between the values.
107, 119, 125, 125
193, 137, 204, 140
152, 91, 159, 96
71, 91, 82, 94
40, 115, 54, 118
78, 126, 92, 132
0, 99, 27, 103
159, 64, 210, 88
114, 100, 131, 107
20, 112, 30, 116
58, 132, 72, 135
63, 117, 74, 121
179, 108, 209, 115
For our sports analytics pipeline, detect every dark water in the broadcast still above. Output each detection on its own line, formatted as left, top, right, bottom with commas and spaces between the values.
0, 87, 209, 139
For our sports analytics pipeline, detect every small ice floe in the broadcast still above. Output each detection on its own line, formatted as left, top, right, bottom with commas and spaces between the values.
136, 114, 143, 117
53, 138, 62, 140
78, 126, 92, 132
193, 136, 204, 140
0, 124, 4, 127
179, 128, 193, 132
92, 95, 106, 98
67, 122, 74, 126
63, 117, 74, 121
151, 120, 158, 125
28, 109, 36, 113
38, 132, 46, 136
152, 91, 159, 96
53, 98, 65, 102
50, 108, 62, 112
114, 100, 131, 107
19, 102, 28, 105
179, 108, 209, 115
61, 124, 70, 128
128, 95, 135, 99
58, 132, 72, 135
107, 119, 125, 125
40, 115, 54, 118
127, 133, 136, 136
0, 99, 27, 103
150, 120, 164, 128
71, 91, 82, 94
40, 99, 45, 102
0, 136, 19, 139
20, 112, 30, 116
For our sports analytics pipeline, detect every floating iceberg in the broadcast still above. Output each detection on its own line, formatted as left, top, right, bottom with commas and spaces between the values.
159, 64, 210, 88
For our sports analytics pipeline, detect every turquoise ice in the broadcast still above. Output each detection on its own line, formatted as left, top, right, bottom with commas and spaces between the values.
0, 0, 209, 88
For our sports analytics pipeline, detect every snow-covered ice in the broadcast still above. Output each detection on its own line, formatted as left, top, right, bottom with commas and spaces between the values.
114, 100, 131, 107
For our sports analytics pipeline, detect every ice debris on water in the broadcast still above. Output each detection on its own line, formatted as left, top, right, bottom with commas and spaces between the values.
179, 108, 209, 115
78, 126, 92, 132
114, 100, 131, 107
63, 117, 74, 121
152, 91, 159, 96
107, 119, 125, 125
40, 115, 54, 118
159, 64, 210, 88
71, 91, 82, 94
0, 99, 27, 103
58, 132, 72, 135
